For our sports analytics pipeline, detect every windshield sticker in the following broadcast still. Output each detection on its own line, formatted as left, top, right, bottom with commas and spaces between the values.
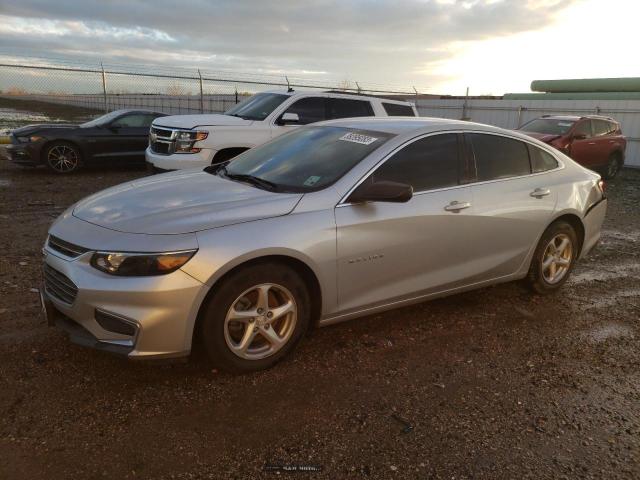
304, 176, 321, 187
339, 132, 378, 145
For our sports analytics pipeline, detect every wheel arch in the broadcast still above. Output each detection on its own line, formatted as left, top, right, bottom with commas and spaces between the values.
191, 253, 323, 351
549, 212, 586, 256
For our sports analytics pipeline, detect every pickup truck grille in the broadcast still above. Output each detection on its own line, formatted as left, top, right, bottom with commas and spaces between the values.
149, 126, 176, 155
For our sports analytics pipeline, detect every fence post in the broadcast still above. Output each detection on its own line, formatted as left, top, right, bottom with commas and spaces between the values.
100, 62, 108, 113
355, 81, 362, 94
198, 69, 204, 113
516, 105, 523, 128
235, 87, 238, 104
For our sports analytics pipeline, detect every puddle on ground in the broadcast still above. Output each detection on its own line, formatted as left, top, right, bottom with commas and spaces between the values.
582, 322, 635, 344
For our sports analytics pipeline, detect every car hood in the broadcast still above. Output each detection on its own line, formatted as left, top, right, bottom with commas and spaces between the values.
153, 114, 253, 129
12, 124, 78, 136
518, 131, 561, 143
72, 170, 303, 234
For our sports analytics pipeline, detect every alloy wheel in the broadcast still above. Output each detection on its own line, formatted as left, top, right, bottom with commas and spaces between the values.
47, 145, 79, 173
607, 158, 619, 178
541, 233, 573, 284
224, 283, 297, 360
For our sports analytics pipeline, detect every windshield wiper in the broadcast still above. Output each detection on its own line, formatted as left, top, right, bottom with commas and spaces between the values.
226, 172, 279, 192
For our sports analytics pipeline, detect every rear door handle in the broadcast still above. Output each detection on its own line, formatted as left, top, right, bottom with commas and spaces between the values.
530, 187, 551, 198
444, 201, 471, 212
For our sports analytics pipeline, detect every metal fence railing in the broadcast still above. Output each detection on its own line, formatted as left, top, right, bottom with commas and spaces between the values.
0, 57, 420, 115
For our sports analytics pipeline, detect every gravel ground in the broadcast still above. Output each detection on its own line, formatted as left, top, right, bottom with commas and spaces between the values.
1, 152, 639, 479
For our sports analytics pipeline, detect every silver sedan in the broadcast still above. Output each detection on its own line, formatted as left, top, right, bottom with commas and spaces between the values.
41, 117, 607, 372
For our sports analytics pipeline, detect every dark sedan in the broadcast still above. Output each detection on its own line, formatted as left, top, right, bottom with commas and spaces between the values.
7, 109, 166, 173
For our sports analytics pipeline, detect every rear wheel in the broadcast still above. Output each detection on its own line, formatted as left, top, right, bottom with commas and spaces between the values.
527, 221, 578, 294
200, 263, 310, 373
44, 142, 82, 174
602, 153, 622, 179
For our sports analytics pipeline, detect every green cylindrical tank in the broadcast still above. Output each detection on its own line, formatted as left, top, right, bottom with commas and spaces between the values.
531, 78, 640, 93
505, 91, 640, 100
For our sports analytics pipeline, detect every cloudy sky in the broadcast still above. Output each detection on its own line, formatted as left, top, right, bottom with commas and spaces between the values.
0, 0, 636, 95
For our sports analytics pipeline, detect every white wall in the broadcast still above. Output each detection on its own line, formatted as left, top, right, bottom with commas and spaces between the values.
415, 98, 640, 168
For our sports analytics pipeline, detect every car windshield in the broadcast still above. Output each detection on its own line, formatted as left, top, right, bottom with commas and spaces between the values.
214, 126, 394, 193
519, 118, 576, 135
224, 93, 289, 121
80, 111, 125, 128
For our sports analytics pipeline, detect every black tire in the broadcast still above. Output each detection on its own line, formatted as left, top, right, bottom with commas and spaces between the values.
200, 262, 310, 373
602, 153, 622, 180
43, 141, 83, 174
526, 221, 578, 295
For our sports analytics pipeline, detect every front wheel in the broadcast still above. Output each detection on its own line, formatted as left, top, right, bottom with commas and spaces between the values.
602, 153, 622, 179
44, 142, 82, 174
526, 221, 578, 294
200, 263, 310, 373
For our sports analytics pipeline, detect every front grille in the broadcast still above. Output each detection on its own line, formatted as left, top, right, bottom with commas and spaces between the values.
150, 126, 175, 155
44, 264, 78, 305
48, 235, 90, 258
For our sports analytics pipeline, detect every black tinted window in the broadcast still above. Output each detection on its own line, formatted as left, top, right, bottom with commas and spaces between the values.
573, 120, 592, 138
329, 98, 374, 119
112, 114, 156, 128
383, 103, 415, 116
372, 134, 459, 191
284, 97, 328, 125
528, 144, 558, 173
469, 134, 531, 181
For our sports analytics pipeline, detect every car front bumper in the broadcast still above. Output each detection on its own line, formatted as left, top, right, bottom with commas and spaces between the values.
145, 146, 214, 172
6, 141, 42, 165
42, 244, 207, 360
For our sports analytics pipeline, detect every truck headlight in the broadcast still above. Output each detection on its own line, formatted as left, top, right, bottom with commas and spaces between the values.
175, 130, 208, 153
90, 250, 197, 276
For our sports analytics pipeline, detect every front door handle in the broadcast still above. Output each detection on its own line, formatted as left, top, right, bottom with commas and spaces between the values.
444, 201, 471, 212
530, 187, 551, 198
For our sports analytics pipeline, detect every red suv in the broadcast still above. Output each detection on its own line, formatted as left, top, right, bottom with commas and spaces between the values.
517, 115, 626, 178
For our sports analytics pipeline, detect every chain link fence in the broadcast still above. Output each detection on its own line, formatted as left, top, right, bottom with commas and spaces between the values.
0, 57, 419, 115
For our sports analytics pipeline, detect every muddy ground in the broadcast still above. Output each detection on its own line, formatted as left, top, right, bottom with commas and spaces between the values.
0, 153, 639, 479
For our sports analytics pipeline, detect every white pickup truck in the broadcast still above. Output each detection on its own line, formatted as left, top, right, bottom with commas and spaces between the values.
145, 89, 417, 171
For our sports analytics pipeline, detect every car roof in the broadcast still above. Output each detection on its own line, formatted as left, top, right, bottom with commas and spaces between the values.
259, 89, 414, 105
540, 114, 617, 122
315, 116, 519, 136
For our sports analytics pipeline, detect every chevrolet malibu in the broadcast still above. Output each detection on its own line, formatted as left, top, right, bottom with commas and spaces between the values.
41, 118, 607, 372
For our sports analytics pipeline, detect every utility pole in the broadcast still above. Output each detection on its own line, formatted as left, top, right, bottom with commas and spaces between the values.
198, 69, 204, 113
100, 62, 108, 113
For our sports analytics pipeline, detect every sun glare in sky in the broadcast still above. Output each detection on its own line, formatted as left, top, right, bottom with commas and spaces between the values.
426, 0, 638, 95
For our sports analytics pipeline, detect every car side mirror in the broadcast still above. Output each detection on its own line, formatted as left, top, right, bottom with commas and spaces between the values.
348, 181, 413, 204
572, 133, 587, 141
108, 124, 120, 132
278, 112, 300, 125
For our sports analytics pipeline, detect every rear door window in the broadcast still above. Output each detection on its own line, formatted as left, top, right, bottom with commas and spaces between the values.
371, 133, 460, 192
573, 120, 593, 138
283, 97, 328, 125
329, 98, 374, 119
528, 144, 558, 173
593, 119, 611, 137
468, 133, 531, 181
383, 103, 416, 116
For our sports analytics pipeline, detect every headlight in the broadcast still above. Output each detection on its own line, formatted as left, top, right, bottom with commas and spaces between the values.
174, 130, 208, 153
90, 250, 197, 276
15, 135, 42, 143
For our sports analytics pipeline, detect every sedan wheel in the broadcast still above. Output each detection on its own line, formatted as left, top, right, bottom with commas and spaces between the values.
45, 143, 82, 173
527, 221, 578, 294
200, 263, 310, 372
224, 283, 297, 360
541, 234, 573, 284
